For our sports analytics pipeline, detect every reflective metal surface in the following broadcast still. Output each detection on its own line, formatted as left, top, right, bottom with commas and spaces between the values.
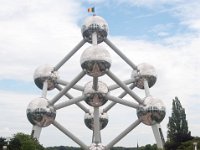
89, 143, 105, 150
81, 15, 108, 44
132, 63, 157, 89
34, 65, 58, 90
80, 45, 111, 77
137, 96, 166, 126
26, 97, 56, 127
84, 81, 109, 107
27, 14, 166, 148
84, 109, 108, 130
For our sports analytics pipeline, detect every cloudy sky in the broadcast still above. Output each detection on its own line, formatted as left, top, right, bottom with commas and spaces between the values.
0, 0, 200, 148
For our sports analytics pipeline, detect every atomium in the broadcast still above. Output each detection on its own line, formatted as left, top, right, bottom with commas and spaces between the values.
80, 45, 111, 77
81, 15, 108, 44
131, 63, 157, 89
26, 97, 56, 127
83, 81, 109, 107
27, 14, 166, 150
137, 96, 166, 126
84, 109, 108, 130
34, 65, 58, 90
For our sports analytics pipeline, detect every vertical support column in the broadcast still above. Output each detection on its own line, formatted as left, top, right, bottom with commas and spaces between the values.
42, 80, 48, 98
31, 125, 42, 140
93, 77, 98, 91
144, 79, 165, 149
31, 80, 48, 140
193, 142, 198, 150
143, 79, 150, 97
92, 32, 98, 45
92, 32, 99, 91
93, 107, 101, 144
151, 124, 165, 149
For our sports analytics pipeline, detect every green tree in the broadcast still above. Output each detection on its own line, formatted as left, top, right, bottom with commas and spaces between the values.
139, 144, 159, 150
9, 137, 21, 150
177, 137, 200, 150
8, 133, 44, 150
165, 97, 192, 149
0, 137, 6, 150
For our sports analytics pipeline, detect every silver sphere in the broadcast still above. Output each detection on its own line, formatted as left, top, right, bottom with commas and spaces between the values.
84, 81, 109, 107
80, 45, 111, 77
89, 143, 105, 150
34, 65, 58, 90
132, 63, 157, 89
137, 96, 166, 126
26, 97, 56, 127
84, 109, 108, 130
81, 15, 108, 44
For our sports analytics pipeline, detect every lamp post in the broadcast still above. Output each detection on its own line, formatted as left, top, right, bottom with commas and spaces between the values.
3, 146, 7, 150
193, 142, 198, 150
3, 137, 10, 150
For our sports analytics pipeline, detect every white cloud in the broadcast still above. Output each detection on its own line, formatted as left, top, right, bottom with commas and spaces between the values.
0, 0, 83, 81
169, 1, 200, 32
104, 0, 183, 8
106, 32, 200, 141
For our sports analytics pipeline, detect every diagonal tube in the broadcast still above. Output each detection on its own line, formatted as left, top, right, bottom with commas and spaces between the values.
52, 120, 89, 150
105, 119, 141, 149
105, 94, 139, 109
104, 38, 137, 70
108, 78, 135, 91
55, 85, 89, 113
54, 95, 85, 110
49, 71, 86, 105
54, 39, 86, 71
55, 84, 73, 99
56, 79, 84, 91
104, 84, 136, 112
106, 70, 143, 105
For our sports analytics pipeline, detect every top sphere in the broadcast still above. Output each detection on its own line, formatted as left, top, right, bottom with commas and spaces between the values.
81, 15, 108, 44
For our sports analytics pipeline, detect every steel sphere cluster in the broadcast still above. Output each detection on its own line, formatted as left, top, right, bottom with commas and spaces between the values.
81, 15, 108, 44
26, 97, 56, 127
137, 96, 166, 126
27, 15, 166, 149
